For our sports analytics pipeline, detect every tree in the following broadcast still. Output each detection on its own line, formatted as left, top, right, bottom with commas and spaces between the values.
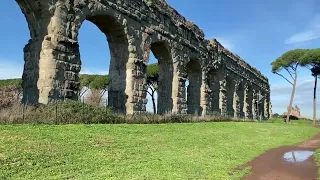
0, 75, 111, 106
0, 78, 23, 88
85, 89, 103, 105
272, 113, 280, 119
90, 75, 110, 104
271, 49, 306, 124
146, 63, 159, 114
79, 74, 95, 97
79, 74, 110, 105
300, 48, 320, 124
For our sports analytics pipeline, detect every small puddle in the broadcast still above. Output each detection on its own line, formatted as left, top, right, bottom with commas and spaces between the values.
283, 151, 314, 163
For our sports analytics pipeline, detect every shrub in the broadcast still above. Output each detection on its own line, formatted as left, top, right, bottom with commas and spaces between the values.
0, 101, 116, 124
85, 89, 105, 106
0, 100, 262, 125
0, 85, 22, 109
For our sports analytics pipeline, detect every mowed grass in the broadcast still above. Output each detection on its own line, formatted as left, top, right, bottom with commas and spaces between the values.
0, 122, 318, 179
315, 149, 320, 179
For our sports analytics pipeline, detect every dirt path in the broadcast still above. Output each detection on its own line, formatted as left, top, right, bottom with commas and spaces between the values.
243, 133, 320, 180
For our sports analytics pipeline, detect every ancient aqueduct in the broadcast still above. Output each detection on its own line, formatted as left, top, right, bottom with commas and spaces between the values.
16, 0, 271, 119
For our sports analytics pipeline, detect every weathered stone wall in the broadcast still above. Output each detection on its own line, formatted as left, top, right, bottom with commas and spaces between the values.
16, 0, 271, 118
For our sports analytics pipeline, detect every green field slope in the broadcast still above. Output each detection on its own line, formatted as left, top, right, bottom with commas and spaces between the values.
0, 122, 318, 179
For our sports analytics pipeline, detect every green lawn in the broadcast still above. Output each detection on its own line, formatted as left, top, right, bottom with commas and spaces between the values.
314, 147, 320, 180
0, 122, 318, 179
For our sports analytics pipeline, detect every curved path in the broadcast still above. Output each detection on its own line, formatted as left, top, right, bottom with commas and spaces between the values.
243, 132, 320, 180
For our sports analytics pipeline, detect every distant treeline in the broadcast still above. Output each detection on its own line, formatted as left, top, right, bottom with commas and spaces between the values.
0, 63, 160, 111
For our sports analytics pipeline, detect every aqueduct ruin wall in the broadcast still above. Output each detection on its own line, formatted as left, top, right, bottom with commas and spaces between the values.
16, 0, 271, 119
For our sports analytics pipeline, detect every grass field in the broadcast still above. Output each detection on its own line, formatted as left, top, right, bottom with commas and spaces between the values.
314, 140, 320, 180
315, 149, 320, 180
0, 121, 318, 179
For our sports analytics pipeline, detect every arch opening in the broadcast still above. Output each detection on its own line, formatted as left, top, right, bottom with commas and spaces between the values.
77, 19, 110, 106
237, 82, 245, 118
252, 89, 258, 120
207, 69, 220, 114
245, 84, 253, 119
146, 42, 174, 114
186, 60, 202, 116
258, 91, 266, 119
77, 15, 129, 113
226, 76, 235, 117
146, 52, 158, 114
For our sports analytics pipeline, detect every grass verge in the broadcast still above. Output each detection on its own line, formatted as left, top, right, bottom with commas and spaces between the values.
314, 148, 320, 179
0, 101, 238, 124
0, 122, 318, 179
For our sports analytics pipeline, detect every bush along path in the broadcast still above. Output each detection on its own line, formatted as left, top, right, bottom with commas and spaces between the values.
242, 126, 320, 180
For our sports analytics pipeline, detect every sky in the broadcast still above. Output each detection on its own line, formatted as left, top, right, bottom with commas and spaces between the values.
0, 0, 319, 118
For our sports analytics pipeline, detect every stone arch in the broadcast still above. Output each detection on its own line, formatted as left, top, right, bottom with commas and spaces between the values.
207, 68, 220, 114
47, 6, 133, 112
252, 87, 259, 120
85, 15, 127, 43
258, 90, 266, 119
244, 83, 253, 119
236, 81, 245, 119
15, 0, 50, 105
264, 91, 271, 119
149, 41, 174, 114
251, 87, 265, 120
77, 14, 130, 113
186, 59, 202, 116
15, 1, 46, 40
226, 75, 235, 117
15, 0, 271, 116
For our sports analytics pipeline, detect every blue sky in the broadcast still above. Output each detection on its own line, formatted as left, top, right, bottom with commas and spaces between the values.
0, 0, 319, 118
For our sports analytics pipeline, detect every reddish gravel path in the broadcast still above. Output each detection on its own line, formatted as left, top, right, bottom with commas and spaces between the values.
242, 132, 320, 180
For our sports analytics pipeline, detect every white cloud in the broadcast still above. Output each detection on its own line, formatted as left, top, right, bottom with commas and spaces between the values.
215, 37, 234, 51
271, 76, 320, 119
0, 61, 24, 80
80, 68, 108, 75
285, 15, 320, 44
285, 31, 320, 44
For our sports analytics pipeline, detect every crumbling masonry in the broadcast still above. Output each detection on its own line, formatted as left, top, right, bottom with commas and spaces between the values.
17, 0, 271, 119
